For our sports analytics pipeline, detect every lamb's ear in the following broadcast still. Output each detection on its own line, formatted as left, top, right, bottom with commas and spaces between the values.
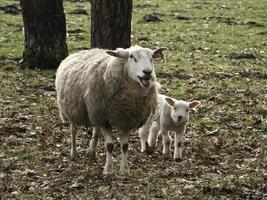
153, 47, 167, 60
189, 101, 201, 109
106, 48, 129, 59
165, 97, 175, 107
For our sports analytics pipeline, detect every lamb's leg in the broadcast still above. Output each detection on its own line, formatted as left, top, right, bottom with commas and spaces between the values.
148, 121, 160, 149
161, 129, 171, 157
174, 127, 185, 161
70, 123, 78, 160
119, 132, 129, 175
101, 128, 114, 175
88, 127, 100, 161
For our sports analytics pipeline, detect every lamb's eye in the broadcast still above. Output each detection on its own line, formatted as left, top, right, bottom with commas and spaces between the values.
173, 107, 176, 110
186, 109, 189, 112
130, 55, 137, 62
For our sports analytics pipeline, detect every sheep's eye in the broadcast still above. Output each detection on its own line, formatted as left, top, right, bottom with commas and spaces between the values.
130, 55, 137, 62
186, 109, 189, 112
173, 107, 176, 110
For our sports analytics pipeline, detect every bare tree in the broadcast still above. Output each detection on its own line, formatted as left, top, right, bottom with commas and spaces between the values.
91, 0, 132, 49
20, 0, 68, 69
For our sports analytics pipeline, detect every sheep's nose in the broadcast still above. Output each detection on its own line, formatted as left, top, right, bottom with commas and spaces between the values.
177, 116, 183, 120
143, 69, 152, 75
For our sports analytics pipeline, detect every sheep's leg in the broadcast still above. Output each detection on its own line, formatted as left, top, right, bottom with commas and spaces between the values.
139, 127, 148, 152
101, 128, 114, 175
148, 121, 160, 149
139, 114, 153, 152
119, 132, 129, 175
174, 127, 185, 161
139, 120, 151, 153
70, 124, 78, 160
88, 127, 100, 161
161, 129, 171, 157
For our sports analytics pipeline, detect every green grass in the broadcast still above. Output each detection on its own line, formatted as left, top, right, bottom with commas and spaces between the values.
0, 0, 266, 199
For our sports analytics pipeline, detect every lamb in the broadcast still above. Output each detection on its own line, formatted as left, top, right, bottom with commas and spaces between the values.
139, 94, 200, 161
55, 46, 166, 175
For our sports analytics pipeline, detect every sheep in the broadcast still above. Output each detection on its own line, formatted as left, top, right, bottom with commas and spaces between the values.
139, 94, 200, 161
55, 46, 166, 175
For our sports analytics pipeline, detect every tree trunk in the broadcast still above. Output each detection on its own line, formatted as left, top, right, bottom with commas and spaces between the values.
91, 0, 132, 50
20, 0, 68, 69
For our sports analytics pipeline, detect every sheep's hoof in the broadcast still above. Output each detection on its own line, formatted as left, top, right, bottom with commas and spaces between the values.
145, 144, 155, 155
88, 151, 97, 162
162, 152, 171, 160
141, 142, 149, 153
70, 151, 79, 161
174, 157, 182, 162
140, 146, 146, 153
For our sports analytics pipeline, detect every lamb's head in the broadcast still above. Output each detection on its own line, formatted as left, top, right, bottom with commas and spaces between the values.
106, 46, 166, 88
165, 98, 201, 124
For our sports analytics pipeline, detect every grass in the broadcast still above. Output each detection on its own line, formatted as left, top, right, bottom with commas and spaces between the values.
0, 0, 266, 199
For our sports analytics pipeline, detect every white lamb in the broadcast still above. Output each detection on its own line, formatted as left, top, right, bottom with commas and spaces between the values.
139, 94, 200, 161
55, 46, 166, 175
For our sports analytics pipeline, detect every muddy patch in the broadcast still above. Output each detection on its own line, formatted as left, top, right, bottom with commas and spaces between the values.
68, 28, 86, 34
228, 52, 258, 59
69, 8, 88, 15
0, 125, 27, 137
142, 13, 162, 23
0, 4, 20, 15
239, 70, 267, 79
204, 16, 240, 25
0, 56, 20, 66
157, 70, 193, 80
256, 31, 267, 35
135, 3, 159, 9
245, 21, 265, 27
175, 15, 192, 20
136, 36, 150, 42
204, 16, 265, 27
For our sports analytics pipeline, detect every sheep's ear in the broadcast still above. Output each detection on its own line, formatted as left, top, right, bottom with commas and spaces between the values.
106, 49, 129, 59
153, 47, 167, 60
165, 97, 175, 107
189, 101, 201, 109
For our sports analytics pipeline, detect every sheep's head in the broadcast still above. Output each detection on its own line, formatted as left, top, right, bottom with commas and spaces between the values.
165, 98, 201, 124
106, 46, 167, 88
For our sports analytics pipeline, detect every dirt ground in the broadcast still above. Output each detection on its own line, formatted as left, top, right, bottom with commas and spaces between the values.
0, 0, 266, 199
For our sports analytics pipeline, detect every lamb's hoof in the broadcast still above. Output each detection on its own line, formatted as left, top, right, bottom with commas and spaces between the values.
119, 168, 129, 176
103, 166, 113, 176
103, 170, 113, 176
174, 157, 182, 162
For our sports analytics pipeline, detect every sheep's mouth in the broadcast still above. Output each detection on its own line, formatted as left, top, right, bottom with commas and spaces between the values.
138, 76, 151, 88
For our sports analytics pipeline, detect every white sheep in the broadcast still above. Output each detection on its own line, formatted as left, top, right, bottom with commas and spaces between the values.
139, 94, 200, 161
55, 46, 166, 175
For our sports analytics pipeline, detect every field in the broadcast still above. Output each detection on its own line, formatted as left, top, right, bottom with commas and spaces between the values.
0, 0, 266, 199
